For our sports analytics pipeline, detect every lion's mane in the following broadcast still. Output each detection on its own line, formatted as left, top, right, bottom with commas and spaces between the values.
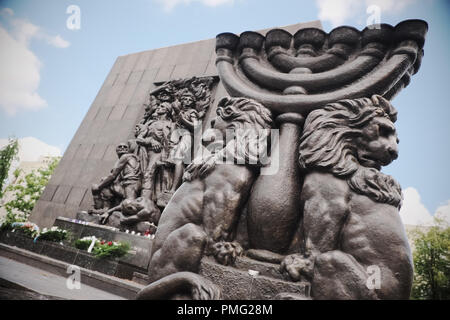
299, 95, 402, 208
185, 97, 273, 181
216, 97, 273, 166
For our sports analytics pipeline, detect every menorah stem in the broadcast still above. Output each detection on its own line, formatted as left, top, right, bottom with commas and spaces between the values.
247, 113, 305, 254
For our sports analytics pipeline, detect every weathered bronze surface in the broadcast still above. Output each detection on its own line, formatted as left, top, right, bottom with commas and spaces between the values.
137, 20, 427, 300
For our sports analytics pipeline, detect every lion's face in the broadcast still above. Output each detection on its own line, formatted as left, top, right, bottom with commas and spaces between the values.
355, 116, 399, 169
299, 95, 402, 207
209, 115, 232, 137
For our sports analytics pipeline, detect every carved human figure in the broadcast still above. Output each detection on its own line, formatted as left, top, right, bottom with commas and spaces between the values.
99, 196, 161, 232
91, 142, 141, 212
137, 97, 273, 300
280, 95, 412, 300
138, 103, 176, 201
166, 89, 199, 194
127, 123, 147, 174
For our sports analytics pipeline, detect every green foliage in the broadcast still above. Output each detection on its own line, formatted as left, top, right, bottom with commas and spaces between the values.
10, 222, 40, 239
38, 227, 68, 242
411, 219, 450, 300
74, 237, 93, 251
92, 241, 130, 259
0, 138, 19, 199
0, 211, 20, 231
4, 157, 60, 220
74, 236, 130, 259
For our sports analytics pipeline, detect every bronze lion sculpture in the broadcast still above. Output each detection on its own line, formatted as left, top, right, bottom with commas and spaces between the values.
137, 97, 273, 300
281, 95, 412, 299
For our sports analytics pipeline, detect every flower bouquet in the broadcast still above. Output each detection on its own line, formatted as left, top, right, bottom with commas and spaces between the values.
74, 236, 130, 259
38, 226, 68, 242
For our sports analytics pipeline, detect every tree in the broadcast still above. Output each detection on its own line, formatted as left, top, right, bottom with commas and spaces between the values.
4, 157, 60, 222
0, 138, 19, 199
411, 219, 450, 300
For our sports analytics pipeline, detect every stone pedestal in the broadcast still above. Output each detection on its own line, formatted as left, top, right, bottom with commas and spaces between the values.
199, 256, 310, 300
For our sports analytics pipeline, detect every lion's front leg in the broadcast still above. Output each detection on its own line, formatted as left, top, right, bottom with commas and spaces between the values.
201, 167, 255, 266
148, 222, 208, 282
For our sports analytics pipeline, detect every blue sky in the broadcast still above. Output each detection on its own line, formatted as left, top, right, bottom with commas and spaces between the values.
0, 0, 449, 224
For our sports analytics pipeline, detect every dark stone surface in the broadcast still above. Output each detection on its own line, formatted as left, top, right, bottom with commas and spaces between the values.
199, 257, 309, 300
40, 242, 77, 264
73, 251, 96, 270
93, 257, 119, 276
132, 272, 150, 285
113, 232, 153, 270
115, 262, 146, 280
0, 232, 44, 254
234, 256, 285, 281
80, 224, 116, 241
0, 279, 65, 300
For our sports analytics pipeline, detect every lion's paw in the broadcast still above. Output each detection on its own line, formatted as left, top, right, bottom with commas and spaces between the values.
280, 254, 314, 282
211, 241, 243, 266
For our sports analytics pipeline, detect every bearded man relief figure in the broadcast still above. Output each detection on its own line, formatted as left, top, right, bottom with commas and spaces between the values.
280, 95, 411, 299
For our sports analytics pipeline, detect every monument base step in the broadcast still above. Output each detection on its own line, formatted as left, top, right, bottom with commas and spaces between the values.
199, 256, 310, 300
0, 229, 148, 281
0, 243, 144, 299
234, 255, 286, 281
132, 271, 150, 285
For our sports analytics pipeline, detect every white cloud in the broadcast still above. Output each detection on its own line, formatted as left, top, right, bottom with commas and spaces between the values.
0, 137, 62, 190
400, 187, 450, 227
0, 8, 70, 115
434, 200, 450, 227
316, 0, 361, 27
315, 0, 415, 27
0, 26, 47, 115
0, 137, 62, 162
43, 34, 71, 48
155, 0, 234, 11
400, 187, 434, 226
368, 0, 415, 13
